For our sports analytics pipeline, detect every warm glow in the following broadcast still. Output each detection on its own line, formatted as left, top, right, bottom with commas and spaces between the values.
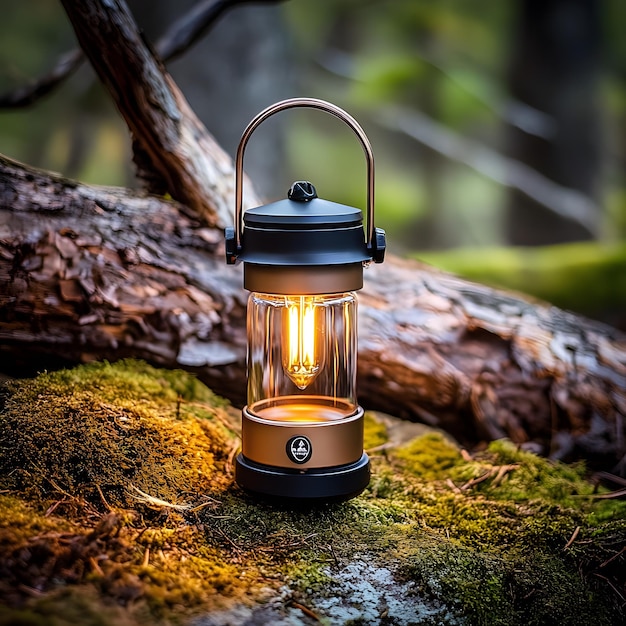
283, 296, 321, 389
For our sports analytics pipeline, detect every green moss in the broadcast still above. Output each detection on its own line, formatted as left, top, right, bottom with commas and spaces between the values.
414, 242, 626, 319
400, 535, 613, 626
476, 440, 596, 503
362, 411, 388, 451
1, 361, 624, 625
0, 588, 144, 626
0, 360, 236, 511
394, 431, 463, 480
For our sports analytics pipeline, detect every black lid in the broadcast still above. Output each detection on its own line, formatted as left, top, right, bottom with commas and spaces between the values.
237, 182, 370, 266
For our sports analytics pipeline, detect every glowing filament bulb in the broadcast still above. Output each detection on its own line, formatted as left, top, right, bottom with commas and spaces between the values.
283, 296, 321, 389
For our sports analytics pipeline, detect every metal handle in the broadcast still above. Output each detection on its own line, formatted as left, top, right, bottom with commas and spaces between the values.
234, 98, 376, 253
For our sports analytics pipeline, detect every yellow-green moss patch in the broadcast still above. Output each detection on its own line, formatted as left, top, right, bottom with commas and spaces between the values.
393, 431, 464, 480
0, 360, 236, 511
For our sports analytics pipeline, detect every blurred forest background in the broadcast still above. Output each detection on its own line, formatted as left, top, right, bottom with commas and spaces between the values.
1, 0, 625, 327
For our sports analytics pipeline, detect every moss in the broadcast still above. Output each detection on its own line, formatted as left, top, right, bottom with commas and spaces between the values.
1, 361, 624, 625
414, 242, 626, 320
0, 360, 236, 511
400, 535, 612, 626
393, 431, 463, 480
0, 587, 145, 626
382, 434, 626, 624
362, 411, 388, 451
0, 361, 247, 623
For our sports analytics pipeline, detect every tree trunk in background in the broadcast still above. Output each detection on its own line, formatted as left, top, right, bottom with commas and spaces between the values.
505, 0, 602, 245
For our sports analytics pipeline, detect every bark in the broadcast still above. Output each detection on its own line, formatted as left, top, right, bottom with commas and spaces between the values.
1, 154, 625, 472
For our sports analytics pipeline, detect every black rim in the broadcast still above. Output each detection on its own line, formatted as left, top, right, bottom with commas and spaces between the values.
235, 452, 370, 502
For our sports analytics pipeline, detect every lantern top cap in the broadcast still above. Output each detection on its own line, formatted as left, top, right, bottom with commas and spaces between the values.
243, 181, 363, 231
288, 181, 317, 202
236, 181, 371, 268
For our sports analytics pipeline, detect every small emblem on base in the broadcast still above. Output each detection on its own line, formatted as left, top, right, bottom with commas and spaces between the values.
286, 436, 312, 464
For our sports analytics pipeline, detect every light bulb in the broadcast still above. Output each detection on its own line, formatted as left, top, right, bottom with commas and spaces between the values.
282, 295, 322, 389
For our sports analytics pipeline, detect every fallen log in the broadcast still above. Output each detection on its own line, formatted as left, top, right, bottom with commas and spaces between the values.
1, 154, 625, 472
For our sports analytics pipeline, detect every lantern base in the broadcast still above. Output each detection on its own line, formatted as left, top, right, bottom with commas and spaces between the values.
235, 452, 370, 503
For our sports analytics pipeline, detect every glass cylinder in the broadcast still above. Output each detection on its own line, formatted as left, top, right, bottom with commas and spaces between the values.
247, 291, 358, 422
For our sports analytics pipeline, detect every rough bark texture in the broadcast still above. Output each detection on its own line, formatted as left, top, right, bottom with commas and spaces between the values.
1, 154, 625, 472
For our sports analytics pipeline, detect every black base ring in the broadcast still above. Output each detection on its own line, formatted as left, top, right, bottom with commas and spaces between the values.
235, 452, 370, 503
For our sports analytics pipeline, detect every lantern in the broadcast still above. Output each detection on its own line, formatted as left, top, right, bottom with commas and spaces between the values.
225, 98, 385, 501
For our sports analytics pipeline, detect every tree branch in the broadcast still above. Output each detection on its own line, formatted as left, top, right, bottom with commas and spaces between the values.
157, 0, 285, 62
59, 0, 261, 228
0, 49, 84, 108
0, 0, 285, 111
377, 105, 599, 236
318, 47, 556, 139
316, 50, 599, 235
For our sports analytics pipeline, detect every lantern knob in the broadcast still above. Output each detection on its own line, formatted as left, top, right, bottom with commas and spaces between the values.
288, 181, 318, 202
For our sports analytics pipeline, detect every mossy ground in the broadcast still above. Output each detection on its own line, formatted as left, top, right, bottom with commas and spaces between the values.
0, 360, 624, 625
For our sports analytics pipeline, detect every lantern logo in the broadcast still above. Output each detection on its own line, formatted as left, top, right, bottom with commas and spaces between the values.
286, 436, 312, 464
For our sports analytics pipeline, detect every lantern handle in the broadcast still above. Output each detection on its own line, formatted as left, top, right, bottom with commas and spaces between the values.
232, 97, 384, 263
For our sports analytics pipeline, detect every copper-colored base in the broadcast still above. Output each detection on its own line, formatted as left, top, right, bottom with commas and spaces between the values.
241, 404, 364, 469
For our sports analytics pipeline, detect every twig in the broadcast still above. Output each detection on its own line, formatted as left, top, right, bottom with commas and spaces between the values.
88, 555, 105, 576
460, 449, 473, 462
45, 498, 68, 517
95, 483, 114, 512
592, 471, 626, 488
491, 464, 519, 486
188, 496, 222, 513
599, 546, 626, 569
593, 573, 626, 603
128, 484, 192, 511
289, 600, 320, 622
563, 526, 580, 550
141, 547, 151, 567
445, 478, 462, 494
584, 487, 626, 500
459, 469, 496, 491
0, 0, 286, 109
216, 526, 243, 556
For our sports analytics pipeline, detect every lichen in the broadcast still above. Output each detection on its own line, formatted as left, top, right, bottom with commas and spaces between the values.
0, 360, 624, 626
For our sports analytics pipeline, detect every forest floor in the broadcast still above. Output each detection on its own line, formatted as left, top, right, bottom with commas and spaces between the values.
0, 360, 624, 626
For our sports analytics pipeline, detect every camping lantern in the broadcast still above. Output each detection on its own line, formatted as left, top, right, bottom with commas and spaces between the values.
225, 98, 385, 501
